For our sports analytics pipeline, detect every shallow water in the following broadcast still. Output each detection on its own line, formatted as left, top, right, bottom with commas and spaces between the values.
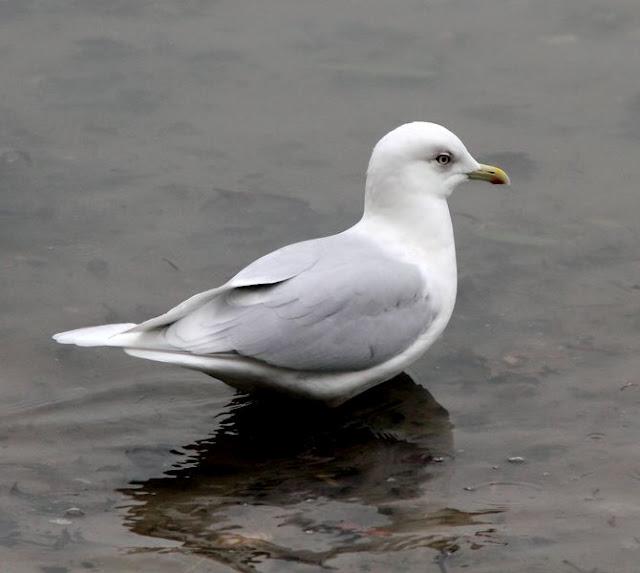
2, 1, 640, 571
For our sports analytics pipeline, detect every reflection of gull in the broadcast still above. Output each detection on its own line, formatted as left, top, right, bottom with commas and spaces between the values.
53, 122, 509, 404
121, 376, 503, 571
120, 374, 468, 571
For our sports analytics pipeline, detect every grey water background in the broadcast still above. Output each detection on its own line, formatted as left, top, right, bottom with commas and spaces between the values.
2, 0, 640, 571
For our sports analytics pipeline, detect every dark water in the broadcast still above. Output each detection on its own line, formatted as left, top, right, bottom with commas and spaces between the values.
2, 1, 640, 571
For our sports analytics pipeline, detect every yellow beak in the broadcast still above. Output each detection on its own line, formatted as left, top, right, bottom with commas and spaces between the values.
468, 164, 511, 185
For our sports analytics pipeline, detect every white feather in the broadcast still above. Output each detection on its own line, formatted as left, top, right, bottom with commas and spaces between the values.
53, 323, 137, 347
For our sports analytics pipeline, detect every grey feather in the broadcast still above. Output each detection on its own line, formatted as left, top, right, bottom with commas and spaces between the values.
164, 232, 437, 371
127, 237, 321, 333
228, 239, 320, 287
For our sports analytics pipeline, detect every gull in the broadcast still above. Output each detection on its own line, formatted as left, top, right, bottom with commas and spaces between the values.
53, 122, 509, 405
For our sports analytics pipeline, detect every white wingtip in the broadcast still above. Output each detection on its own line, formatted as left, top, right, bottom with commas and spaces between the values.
52, 323, 137, 347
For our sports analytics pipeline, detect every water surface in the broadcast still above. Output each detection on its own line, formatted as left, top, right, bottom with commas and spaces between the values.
2, 1, 640, 571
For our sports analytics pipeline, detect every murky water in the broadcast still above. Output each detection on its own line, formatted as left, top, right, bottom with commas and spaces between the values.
2, 1, 640, 571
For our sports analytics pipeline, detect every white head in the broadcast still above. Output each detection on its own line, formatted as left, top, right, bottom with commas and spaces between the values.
364, 122, 509, 211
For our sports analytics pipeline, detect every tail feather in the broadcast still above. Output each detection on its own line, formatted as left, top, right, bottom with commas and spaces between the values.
52, 323, 167, 350
53, 323, 136, 346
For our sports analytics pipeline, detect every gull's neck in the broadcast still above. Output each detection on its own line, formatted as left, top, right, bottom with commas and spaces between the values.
355, 171, 458, 319
357, 171, 456, 267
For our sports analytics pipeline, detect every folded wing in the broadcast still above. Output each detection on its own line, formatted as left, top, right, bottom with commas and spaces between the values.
164, 233, 436, 372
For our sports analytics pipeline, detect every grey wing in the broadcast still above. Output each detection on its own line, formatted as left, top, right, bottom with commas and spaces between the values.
127, 237, 321, 333
165, 240, 436, 371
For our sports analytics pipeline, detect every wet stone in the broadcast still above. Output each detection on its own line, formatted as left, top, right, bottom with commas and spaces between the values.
64, 507, 85, 518
0, 148, 32, 169
49, 518, 73, 526
502, 353, 526, 367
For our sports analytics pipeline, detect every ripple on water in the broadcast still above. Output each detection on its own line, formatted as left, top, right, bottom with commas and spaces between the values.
117, 374, 505, 570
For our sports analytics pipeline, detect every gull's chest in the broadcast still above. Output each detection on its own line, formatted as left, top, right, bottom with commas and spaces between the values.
407, 244, 458, 344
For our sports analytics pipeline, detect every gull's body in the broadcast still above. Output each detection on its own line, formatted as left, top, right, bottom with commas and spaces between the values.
54, 122, 509, 405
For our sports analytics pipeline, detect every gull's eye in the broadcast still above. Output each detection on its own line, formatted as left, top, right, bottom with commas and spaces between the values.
435, 153, 452, 166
